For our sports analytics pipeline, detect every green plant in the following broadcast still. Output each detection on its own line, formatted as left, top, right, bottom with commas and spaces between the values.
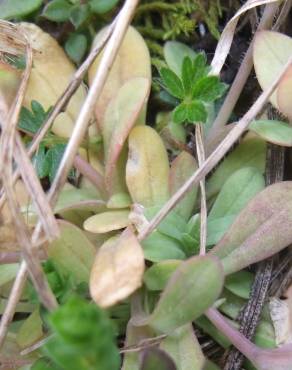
159, 53, 227, 124
38, 296, 120, 370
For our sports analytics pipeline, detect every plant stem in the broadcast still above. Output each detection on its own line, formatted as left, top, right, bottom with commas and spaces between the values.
195, 124, 207, 255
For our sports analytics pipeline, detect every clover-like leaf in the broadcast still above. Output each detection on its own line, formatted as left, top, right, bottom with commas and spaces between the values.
181, 56, 194, 94
160, 67, 185, 99
172, 103, 188, 124
187, 100, 207, 122
192, 76, 226, 102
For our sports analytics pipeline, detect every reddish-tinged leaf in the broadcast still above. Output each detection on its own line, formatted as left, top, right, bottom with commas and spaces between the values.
148, 255, 224, 333
212, 182, 292, 275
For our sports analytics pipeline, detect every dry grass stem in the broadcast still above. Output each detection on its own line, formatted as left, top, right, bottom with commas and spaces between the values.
195, 124, 207, 255
208, 2, 279, 141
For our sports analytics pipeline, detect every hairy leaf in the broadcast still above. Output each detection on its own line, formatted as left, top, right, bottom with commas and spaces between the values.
0, 0, 42, 19
140, 348, 177, 370
148, 255, 224, 333
143, 260, 181, 291
212, 182, 292, 275
160, 68, 184, 99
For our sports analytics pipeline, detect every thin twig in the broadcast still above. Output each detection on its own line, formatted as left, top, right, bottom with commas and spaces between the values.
195, 124, 207, 255
138, 56, 292, 242
207, 2, 279, 143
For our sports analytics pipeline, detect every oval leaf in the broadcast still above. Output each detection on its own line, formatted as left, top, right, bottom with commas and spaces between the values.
103, 77, 150, 194
160, 324, 205, 370
83, 210, 130, 234
90, 228, 145, 307
89, 26, 151, 125
164, 41, 196, 77
250, 119, 292, 146
47, 220, 96, 284
206, 136, 266, 199
253, 30, 292, 109
20, 22, 87, 138
126, 126, 170, 207
169, 151, 198, 220
212, 182, 292, 275
277, 65, 292, 121
143, 260, 181, 291
148, 255, 224, 333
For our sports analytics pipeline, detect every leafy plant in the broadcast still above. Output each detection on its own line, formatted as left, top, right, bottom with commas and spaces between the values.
159, 53, 227, 124
40, 296, 120, 370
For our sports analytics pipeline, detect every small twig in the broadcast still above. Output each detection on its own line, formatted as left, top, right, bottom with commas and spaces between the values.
138, 56, 292, 242
272, 0, 292, 31
20, 335, 53, 356
0, 262, 28, 348
195, 124, 207, 255
207, 2, 279, 143
73, 154, 106, 197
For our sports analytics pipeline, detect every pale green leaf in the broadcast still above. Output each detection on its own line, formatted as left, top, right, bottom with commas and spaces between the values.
48, 220, 96, 283
164, 41, 196, 77
148, 255, 224, 333
250, 120, 292, 146
206, 136, 266, 199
